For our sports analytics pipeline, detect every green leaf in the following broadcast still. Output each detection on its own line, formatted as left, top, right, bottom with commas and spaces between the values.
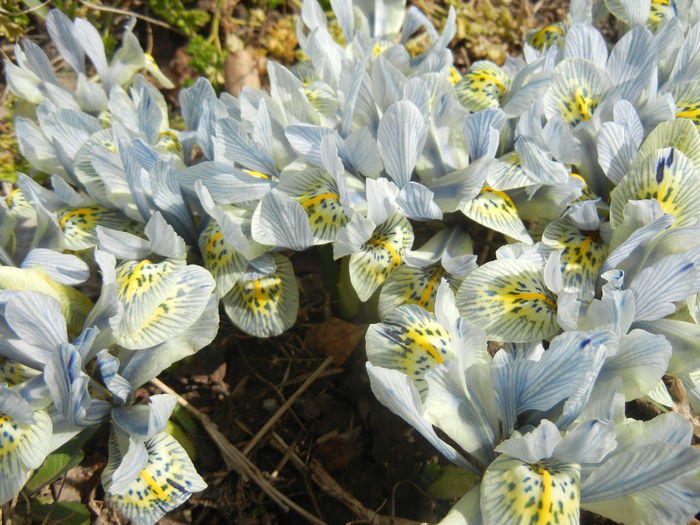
171, 404, 199, 434
165, 420, 197, 461
30, 501, 90, 525
423, 464, 480, 500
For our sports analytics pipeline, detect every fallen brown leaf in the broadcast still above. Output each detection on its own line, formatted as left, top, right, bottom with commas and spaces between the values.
305, 317, 368, 365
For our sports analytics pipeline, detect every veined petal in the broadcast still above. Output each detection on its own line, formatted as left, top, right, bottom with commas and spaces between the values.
461, 187, 531, 244
486, 152, 539, 191
349, 213, 414, 302
366, 304, 452, 397
563, 24, 608, 68
456, 259, 558, 342
481, 454, 580, 525
251, 189, 315, 251
366, 363, 475, 472
612, 148, 700, 229
377, 101, 428, 188
222, 254, 298, 337
0, 410, 52, 505
105, 432, 206, 525
628, 253, 697, 321
115, 261, 215, 349
602, 329, 670, 400
117, 296, 219, 388
0, 267, 92, 336
581, 444, 700, 525
198, 219, 247, 297
607, 26, 656, 103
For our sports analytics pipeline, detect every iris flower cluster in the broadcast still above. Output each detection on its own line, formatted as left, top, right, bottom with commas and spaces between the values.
2, 0, 700, 523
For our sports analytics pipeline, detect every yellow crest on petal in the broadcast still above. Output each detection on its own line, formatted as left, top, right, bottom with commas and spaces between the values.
0, 410, 52, 505
648, 0, 675, 29
106, 432, 206, 525
278, 166, 348, 244
455, 61, 511, 112
378, 263, 449, 318
529, 23, 566, 50
366, 305, 452, 397
481, 455, 580, 525
542, 222, 608, 300
198, 220, 247, 297
115, 259, 215, 349
349, 213, 414, 302
223, 254, 299, 337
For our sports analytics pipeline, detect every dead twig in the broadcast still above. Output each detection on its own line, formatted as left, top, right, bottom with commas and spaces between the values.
242, 355, 334, 456
269, 432, 429, 525
150, 377, 327, 525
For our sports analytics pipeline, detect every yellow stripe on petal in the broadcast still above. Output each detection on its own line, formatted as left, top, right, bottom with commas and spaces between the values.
106, 432, 206, 525
5, 189, 33, 219
544, 58, 613, 127
611, 147, 700, 228
378, 263, 451, 318
198, 220, 247, 297
649, 0, 674, 29
542, 220, 608, 300
223, 254, 299, 337
481, 455, 580, 525
455, 61, 511, 112
456, 259, 558, 342
529, 23, 566, 50
349, 214, 414, 302
243, 169, 272, 180
56, 206, 132, 251
116, 259, 179, 305
278, 166, 348, 244
366, 304, 452, 397
297, 191, 347, 243
0, 411, 52, 506
461, 187, 532, 244
671, 80, 700, 131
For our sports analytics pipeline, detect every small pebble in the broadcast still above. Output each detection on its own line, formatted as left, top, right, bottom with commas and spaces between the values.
262, 398, 278, 412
